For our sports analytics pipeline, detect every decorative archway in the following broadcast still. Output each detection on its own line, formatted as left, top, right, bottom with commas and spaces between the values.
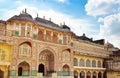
86, 71, 91, 78
38, 64, 45, 76
0, 69, 4, 78
18, 61, 30, 76
62, 64, 70, 76
39, 49, 54, 76
93, 72, 97, 78
80, 71, 85, 78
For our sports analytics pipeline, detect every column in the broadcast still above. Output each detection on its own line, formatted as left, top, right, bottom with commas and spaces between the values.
91, 72, 92, 78
96, 72, 98, 78
85, 72, 86, 78
44, 30, 46, 41
78, 73, 80, 78
101, 72, 103, 78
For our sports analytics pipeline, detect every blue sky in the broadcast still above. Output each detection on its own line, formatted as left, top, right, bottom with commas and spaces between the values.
0, 0, 120, 48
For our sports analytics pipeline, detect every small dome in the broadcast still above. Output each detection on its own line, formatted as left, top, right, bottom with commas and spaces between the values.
7, 9, 33, 21
62, 24, 70, 30
19, 13, 33, 20
105, 42, 114, 48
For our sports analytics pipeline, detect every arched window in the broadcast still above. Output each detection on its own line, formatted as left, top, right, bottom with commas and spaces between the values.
38, 30, 44, 41
63, 35, 67, 44
46, 31, 51, 42
62, 49, 70, 62
19, 43, 31, 57
86, 59, 91, 67
80, 71, 85, 78
79, 59, 85, 67
98, 61, 102, 68
86, 71, 91, 78
53, 33, 58, 43
27, 26, 31, 37
92, 60, 96, 67
21, 26, 25, 36
74, 58, 78, 66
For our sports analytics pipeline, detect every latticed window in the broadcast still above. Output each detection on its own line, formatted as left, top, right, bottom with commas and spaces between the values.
62, 50, 70, 62
63, 35, 67, 44
19, 43, 31, 57
27, 26, 31, 37
0, 49, 6, 61
98, 61, 102, 68
92, 60, 96, 67
21, 27, 25, 36
38, 30, 44, 41
79, 59, 85, 67
74, 58, 78, 66
86, 59, 91, 67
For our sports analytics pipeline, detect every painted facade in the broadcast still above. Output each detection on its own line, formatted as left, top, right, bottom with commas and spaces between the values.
0, 9, 111, 78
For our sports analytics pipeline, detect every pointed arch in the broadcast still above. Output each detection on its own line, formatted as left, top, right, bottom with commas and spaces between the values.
19, 42, 32, 57
18, 61, 30, 76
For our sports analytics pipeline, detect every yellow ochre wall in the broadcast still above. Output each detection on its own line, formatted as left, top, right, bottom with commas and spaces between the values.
107, 72, 120, 78
0, 43, 12, 78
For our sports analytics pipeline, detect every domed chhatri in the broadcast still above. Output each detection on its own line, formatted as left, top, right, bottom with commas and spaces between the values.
62, 22, 71, 30
19, 8, 33, 20
7, 8, 33, 21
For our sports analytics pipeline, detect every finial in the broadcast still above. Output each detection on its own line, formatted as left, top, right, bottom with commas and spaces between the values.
49, 18, 51, 21
83, 33, 85, 36
37, 13, 38, 17
43, 16, 45, 19
22, 10, 24, 13
63, 21, 65, 25
60, 23, 62, 26
25, 8, 27, 13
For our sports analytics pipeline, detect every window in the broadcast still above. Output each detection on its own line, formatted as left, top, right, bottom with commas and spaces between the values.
53, 33, 58, 43
79, 59, 85, 67
62, 50, 70, 62
74, 58, 78, 66
21, 27, 25, 36
27, 26, 31, 37
63, 35, 67, 44
19, 43, 31, 57
98, 61, 102, 68
38, 30, 44, 41
86, 59, 91, 67
92, 60, 96, 67
0, 49, 6, 61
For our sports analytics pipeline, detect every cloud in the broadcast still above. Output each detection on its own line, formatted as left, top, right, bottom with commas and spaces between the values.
98, 13, 120, 48
57, 0, 68, 3
85, 0, 120, 16
84, 0, 120, 48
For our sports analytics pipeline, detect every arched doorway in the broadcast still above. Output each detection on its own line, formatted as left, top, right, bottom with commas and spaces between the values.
18, 61, 30, 76
38, 64, 45, 76
0, 70, 4, 78
93, 72, 97, 78
62, 64, 70, 76
86, 71, 91, 78
39, 49, 54, 76
80, 71, 85, 78
98, 72, 102, 78
74, 71, 78, 78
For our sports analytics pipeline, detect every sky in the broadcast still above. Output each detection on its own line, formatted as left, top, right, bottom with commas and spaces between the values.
0, 0, 120, 48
